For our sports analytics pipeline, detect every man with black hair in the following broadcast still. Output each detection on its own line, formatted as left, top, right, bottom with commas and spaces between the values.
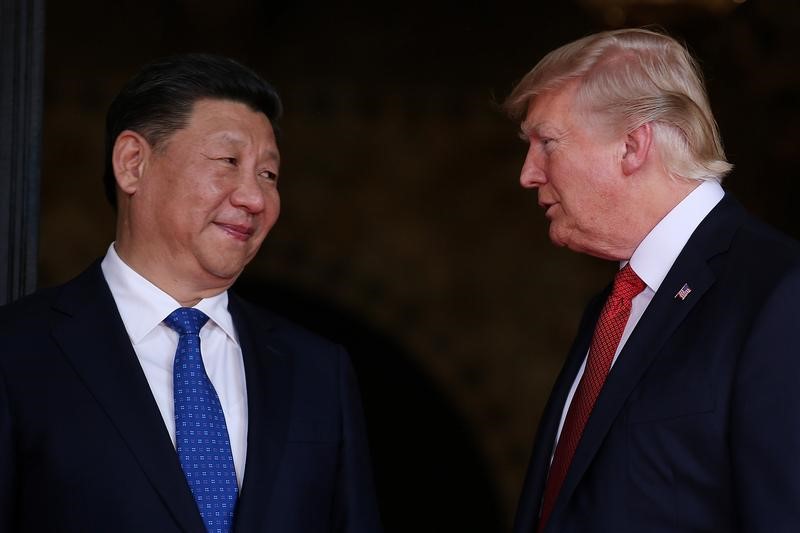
0, 54, 382, 533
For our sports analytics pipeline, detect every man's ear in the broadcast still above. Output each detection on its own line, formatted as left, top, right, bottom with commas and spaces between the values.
112, 130, 150, 195
621, 122, 652, 176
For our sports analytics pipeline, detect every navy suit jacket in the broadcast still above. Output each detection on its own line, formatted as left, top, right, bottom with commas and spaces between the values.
514, 194, 800, 533
0, 262, 382, 532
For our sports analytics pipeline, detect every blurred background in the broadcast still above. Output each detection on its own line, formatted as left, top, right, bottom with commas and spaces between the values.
33, 0, 800, 530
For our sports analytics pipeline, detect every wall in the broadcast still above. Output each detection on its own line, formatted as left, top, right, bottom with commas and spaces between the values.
40, 1, 800, 529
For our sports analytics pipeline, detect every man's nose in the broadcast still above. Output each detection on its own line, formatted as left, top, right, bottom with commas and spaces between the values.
519, 145, 546, 189
231, 172, 266, 213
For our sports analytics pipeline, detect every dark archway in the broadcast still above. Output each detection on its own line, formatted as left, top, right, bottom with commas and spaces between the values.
233, 276, 506, 533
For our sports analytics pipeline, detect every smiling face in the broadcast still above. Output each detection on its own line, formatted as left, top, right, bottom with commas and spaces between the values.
114, 98, 280, 303
518, 82, 638, 260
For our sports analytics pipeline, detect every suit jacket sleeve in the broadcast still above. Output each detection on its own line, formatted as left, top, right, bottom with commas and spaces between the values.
731, 267, 800, 531
332, 345, 383, 533
0, 361, 14, 531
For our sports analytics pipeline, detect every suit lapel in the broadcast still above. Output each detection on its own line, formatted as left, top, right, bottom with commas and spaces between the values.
514, 292, 606, 532
50, 263, 205, 532
547, 195, 746, 528
229, 296, 294, 532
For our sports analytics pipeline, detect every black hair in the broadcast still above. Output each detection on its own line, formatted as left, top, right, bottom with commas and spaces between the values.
103, 53, 283, 208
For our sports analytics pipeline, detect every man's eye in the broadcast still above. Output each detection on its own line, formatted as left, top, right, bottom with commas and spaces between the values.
540, 138, 557, 151
260, 170, 278, 182
221, 157, 237, 166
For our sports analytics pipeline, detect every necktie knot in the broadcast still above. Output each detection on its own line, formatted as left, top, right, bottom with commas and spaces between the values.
164, 307, 209, 337
610, 264, 646, 302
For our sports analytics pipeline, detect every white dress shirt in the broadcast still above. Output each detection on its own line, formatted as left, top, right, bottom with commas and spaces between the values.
101, 243, 248, 488
552, 180, 725, 447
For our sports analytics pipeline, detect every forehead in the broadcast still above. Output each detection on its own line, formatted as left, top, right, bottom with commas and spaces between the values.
182, 99, 278, 152
186, 99, 270, 130
521, 83, 581, 134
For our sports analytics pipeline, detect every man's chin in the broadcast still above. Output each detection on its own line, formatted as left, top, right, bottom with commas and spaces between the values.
198, 257, 250, 287
548, 226, 569, 248
549, 229, 596, 257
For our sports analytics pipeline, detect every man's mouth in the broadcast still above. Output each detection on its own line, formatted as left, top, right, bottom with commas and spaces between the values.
215, 222, 255, 241
539, 201, 557, 219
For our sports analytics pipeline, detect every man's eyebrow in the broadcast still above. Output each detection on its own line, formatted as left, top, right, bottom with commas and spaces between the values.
262, 149, 280, 163
519, 120, 543, 137
521, 121, 566, 140
216, 132, 246, 145
212, 133, 280, 162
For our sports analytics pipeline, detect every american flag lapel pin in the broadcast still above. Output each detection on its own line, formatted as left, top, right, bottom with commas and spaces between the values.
675, 283, 692, 300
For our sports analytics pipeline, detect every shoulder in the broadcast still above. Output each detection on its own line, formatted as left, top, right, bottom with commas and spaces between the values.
0, 285, 62, 335
0, 261, 108, 347
724, 208, 800, 283
229, 292, 347, 360
698, 193, 800, 278
734, 214, 800, 261
229, 294, 358, 404
0, 285, 68, 372
701, 200, 800, 325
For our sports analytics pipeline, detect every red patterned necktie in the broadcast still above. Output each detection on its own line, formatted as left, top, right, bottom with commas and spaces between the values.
537, 264, 646, 532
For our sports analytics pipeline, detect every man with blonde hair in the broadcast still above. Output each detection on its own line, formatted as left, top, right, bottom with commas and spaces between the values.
508, 28, 800, 532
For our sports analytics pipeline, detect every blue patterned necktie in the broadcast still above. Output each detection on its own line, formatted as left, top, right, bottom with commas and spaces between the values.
165, 307, 238, 533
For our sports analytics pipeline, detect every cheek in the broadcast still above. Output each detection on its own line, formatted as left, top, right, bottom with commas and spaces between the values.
264, 188, 281, 217
253, 190, 280, 235
268, 185, 280, 205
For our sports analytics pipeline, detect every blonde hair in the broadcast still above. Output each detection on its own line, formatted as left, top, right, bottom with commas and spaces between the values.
504, 28, 732, 182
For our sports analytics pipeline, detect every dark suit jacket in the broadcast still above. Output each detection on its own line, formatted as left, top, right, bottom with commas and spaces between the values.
0, 262, 382, 532
514, 194, 800, 533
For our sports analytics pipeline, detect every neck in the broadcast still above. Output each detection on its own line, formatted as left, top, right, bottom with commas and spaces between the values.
623, 176, 701, 258
112, 240, 231, 308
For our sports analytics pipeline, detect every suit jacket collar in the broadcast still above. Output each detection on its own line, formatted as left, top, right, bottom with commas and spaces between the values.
227, 294, 294, 532
537, 194, 746, 532
50, 261, 206, 532
513, 290, 606, 533
49, 264, 297, 532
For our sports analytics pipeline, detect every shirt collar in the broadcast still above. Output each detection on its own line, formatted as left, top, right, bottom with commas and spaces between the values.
626, 180, 724, 292
100, 243, 239, 346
